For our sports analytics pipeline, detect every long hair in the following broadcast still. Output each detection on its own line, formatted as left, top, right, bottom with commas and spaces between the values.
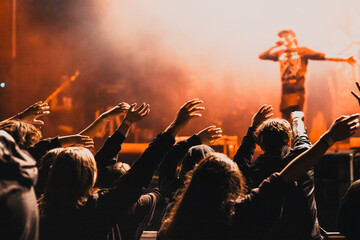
40, 147, 98, 210
161, 153, 247, 239
36, 148, 62, 198
0, 120, 41, 149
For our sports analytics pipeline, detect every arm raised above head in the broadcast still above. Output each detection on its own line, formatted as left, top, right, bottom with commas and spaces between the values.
79, 102, 130, 138
2, 101, 50, 125
259, 43, 284, 61
280, 113, 360, 183
164, 99, 204, 138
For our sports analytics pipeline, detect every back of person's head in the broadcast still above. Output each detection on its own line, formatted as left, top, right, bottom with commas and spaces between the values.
100, 161, 130, 188
36, 148, 62, 198
254, 118, 292, 153
179, 145, 215, 181
185, 152, 246, 206
0, 120, 41, 149
161, 152, 246, 239
42, 147, 97, 209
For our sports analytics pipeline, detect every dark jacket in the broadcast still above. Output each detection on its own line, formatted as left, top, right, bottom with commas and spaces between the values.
234, 118, 322, 240
0, 130, 39, 240
96, 131, 161, 240
117, 190, 160, 240
39, 132, 174, 240
338, 179, 360, 239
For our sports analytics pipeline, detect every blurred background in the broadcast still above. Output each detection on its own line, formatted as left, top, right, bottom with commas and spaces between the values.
0, 0, 360, 143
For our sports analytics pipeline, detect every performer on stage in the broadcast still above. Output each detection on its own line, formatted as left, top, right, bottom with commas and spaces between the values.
259, 29, 356, 120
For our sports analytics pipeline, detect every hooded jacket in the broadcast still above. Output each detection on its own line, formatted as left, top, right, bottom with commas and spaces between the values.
0, 130, 39, 240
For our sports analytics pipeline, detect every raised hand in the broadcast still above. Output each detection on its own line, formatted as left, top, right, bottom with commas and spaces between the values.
17, 101, 50, 125
124, 103, 150, 123
58, 135, 94, 149
280, 113, 360, 183
164, 99, 204, 137
173, 99, 204, 129
351, 82, 360, 106
347, 56, 357, 66
197, 126, 222, 145
100, 102, 130, 120
325, 114, 360, 143
252, 104, 273, 128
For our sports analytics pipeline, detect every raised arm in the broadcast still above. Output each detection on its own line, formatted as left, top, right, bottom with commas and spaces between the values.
305, 47, 356, 66
101, 99, 208, 215
95, 102, 150, 162
324, 56, 356, 66
1, 101, 50, 125
280, 114, 359, 183
258, 42, 284, 61
79, 102, 130, 138
94, 103, 150, 185
163, 99, 204, 137
351, 82, 360, 106
130, 99, 205, 185
234, 104, 273, 169
117, 103, 150, 137
290, 111, 311, 149
28, 134, 94, 162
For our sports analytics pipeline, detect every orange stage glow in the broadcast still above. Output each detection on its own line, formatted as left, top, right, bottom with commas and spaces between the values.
1, 0, 360, 143
94, 0, 360, 141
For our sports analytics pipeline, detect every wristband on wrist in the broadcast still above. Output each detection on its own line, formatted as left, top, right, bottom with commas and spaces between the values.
320, 133, 335, 148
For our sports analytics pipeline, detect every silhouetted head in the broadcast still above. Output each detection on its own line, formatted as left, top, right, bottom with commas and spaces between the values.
278, 29, 298, 48
254, 118, 292, 153
161, 153, 247, 239
185, 152, 246, 203
0, 120, 41, 149
179, 145, 215, 181
42, 147, 98, 209
36, 148, 62, 197
100, 161, 130, 188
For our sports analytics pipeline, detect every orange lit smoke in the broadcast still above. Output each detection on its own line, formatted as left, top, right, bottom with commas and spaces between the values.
7, 0, 360, 141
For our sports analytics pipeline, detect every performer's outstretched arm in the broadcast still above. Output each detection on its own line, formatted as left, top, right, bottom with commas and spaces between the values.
305, 47, 356, 66
324, 56, 356, 66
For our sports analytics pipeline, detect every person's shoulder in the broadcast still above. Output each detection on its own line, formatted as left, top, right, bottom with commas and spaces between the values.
297, 46, 324, 56
348, 179, 360, 192
294, 46, 312, 54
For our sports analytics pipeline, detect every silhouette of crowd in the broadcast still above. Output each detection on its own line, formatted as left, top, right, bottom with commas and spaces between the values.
1, 83, 360, 240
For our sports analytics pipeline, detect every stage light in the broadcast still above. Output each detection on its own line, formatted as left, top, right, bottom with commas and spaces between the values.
0, 83, 5, 88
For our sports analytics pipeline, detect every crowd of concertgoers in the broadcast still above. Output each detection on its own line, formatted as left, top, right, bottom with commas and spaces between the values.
1, 83, 360, 240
